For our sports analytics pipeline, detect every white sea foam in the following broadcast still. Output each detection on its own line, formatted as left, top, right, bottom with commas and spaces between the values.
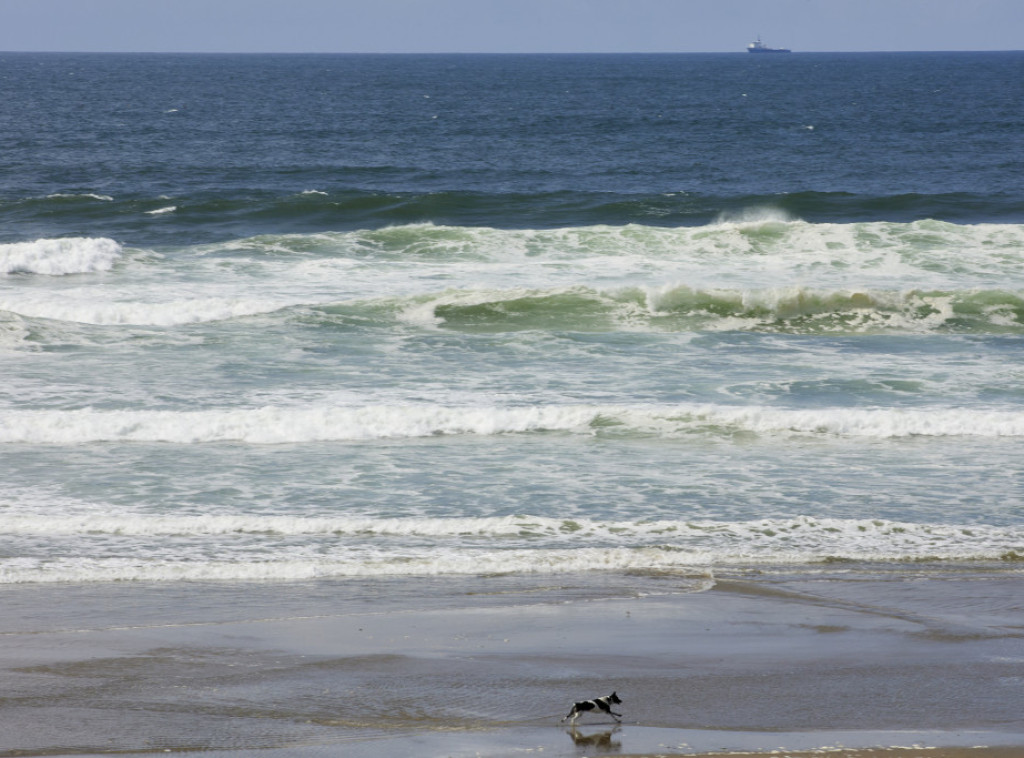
209, 218, 1024, 268
0, 404, 595, 443
0, 294, 287, 326
45, 193, 114, 202
0, 512, 1014, 545
0, 548, 706, 584
6, 221, 1006, 332
145, 205, 177, 215
0, 514, 1018, 584
0, 312, 31, 349
181, 220, 1024, 315
712, 206, 796, 225
2, 403, 1024, 444
4, 220, 1024, 586
0, 237, 122, 276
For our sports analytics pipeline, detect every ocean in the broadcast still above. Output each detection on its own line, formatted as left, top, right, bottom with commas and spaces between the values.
2, 50, 1023, 585
5, 49, 1024, 757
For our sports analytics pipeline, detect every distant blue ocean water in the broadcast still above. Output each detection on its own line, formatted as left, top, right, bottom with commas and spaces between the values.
2, 52, 1023, 583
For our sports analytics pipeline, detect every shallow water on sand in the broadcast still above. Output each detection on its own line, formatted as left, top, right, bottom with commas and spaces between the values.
2, 567, 1022, 755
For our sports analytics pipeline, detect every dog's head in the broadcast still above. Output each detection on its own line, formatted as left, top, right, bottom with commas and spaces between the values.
609, 692, 622, 704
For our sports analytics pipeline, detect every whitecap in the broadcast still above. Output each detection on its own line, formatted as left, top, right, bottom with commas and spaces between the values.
0, 295, 286, 326
0, 237, 122, 276
44, 193, 114, 202
2, 403, 1024, 445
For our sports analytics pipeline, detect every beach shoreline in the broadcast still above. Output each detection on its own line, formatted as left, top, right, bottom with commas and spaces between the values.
1, 566, 1022, 756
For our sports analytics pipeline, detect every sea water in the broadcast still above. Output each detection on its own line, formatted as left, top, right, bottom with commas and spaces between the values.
2, 52, 1023, 585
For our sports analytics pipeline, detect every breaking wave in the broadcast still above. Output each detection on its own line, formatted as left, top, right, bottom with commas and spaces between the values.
4, 219, 1024, 334
3, 403, 1024, 444
0, 514, 1019, 584
390, 285, 1024, 334
0, 237, 122, 276
6, 189, 1023, 247
3, 284, 1023, 334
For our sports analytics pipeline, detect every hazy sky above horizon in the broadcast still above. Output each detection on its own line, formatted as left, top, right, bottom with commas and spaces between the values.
1, 0, 1021, 54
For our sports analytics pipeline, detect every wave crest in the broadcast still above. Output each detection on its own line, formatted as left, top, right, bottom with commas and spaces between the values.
3, 403, 1023, 444
0, 237, 122, 276
0, 514, 1019, 583
385, 284, 1024, 335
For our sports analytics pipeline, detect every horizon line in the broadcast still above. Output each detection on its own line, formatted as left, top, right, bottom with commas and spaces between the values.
2, 48, 1022, 56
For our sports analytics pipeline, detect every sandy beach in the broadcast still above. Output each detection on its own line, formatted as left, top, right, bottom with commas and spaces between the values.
1, 565, 1021, 757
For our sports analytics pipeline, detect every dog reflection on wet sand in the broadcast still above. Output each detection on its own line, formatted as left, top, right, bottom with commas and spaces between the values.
566, 725, 622, 752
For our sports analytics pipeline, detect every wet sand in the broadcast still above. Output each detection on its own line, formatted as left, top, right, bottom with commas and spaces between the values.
1, 566, 1022, 757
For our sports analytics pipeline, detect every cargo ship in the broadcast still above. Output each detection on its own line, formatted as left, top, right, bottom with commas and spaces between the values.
747, 36, 791, 53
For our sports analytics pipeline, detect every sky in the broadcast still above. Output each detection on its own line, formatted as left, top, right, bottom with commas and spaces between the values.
1, 0, 1021, 54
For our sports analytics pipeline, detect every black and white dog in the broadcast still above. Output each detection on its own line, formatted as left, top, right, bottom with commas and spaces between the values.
561, 692, 622, 724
